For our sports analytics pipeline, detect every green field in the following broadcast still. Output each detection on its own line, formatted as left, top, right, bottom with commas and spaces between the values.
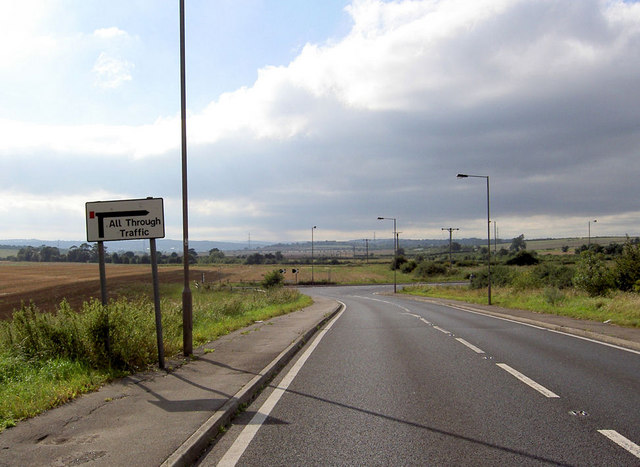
0, 248, 18, 259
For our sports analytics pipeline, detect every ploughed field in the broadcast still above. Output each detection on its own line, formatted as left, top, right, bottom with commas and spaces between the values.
0, 263, 259, 320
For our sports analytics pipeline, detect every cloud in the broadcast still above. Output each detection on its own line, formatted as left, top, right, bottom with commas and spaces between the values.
3, 0, 640, 242
93, 27, 130, 40
92, 52, 134, 89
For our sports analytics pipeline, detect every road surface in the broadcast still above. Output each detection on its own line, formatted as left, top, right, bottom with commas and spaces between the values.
199, 285, 640, 466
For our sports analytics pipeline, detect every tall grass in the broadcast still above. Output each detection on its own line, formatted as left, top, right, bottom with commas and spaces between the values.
401, 285, 640, 327
0, 287, 311, 431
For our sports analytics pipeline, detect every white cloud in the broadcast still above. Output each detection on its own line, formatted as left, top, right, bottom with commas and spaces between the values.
3, 0, 640, 241
93, 27, 130, 40
0, 1, 58, 66
92, 52, 134, 89
0, 116, 178, 159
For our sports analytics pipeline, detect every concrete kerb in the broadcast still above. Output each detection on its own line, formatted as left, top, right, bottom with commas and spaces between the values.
162, 302, 343, 467
398, 294, 640, 353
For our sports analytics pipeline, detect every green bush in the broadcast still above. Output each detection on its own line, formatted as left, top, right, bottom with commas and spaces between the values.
391, 255, 408, 270
415, 261, 447, 278
531, 263, 575, 289
614, 241, 640, 291
261, 269, 284, 289
505, 250, 539, 266
400, 260, 417, 274
573, 250, 614, 297
470, 265, 513, 289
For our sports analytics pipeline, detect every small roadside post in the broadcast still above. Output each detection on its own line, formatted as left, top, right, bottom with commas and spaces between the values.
86, 197, 166, 368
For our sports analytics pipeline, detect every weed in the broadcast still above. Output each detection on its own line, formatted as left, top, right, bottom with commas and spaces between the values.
0, 287, 310, 432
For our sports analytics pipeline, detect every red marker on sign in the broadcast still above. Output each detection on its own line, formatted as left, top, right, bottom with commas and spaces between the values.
89, 211, 95, 219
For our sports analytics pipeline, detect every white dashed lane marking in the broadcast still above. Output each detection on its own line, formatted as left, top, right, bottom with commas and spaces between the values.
496, 363, 560, 398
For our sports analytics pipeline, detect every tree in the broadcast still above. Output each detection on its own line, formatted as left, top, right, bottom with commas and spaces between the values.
391, 255, 408, 270
510, 234, 526, 252
614, 240, 640, 291
246, 253, 265, 265
67, 244, 92, 262
506, 250, 539, 266
573, 250, 614, 296
188, 248, 198, 264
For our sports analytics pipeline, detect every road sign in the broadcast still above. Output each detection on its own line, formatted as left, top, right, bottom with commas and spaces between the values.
86, 198, 165, 242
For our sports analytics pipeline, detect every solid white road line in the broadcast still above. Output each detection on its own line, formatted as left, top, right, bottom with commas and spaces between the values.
445, 303, 640, 355
598, 430, 640, 459
217, 305, 345, 467
455, 338, 485, 354
496, 363, 560, 398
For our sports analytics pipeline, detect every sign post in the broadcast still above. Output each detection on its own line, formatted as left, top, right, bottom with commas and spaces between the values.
86, 197, 166, 368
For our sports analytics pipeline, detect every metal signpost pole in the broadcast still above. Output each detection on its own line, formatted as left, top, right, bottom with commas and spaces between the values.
150, 238, 165, 369
97, 241, 107, 306
97, 241, 109, 355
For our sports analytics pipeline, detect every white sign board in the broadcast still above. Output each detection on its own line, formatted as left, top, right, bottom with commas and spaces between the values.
86, 198, 165, 242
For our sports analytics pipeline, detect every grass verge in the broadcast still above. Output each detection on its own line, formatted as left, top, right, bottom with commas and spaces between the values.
0, 286, 311, 432
401, 285, 640, 328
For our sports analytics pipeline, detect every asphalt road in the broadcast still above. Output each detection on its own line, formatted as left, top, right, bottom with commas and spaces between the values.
199, 285, 640, 466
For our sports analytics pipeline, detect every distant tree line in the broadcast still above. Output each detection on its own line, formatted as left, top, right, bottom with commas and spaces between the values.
5, 244, 201, 265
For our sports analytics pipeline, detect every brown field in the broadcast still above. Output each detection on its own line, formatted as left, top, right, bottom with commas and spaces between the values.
0, 262, 356, 320
0, 262, 398, 320
0, 263, 264, 320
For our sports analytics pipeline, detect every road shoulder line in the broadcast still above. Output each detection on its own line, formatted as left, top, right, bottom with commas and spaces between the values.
161, 302, 343, 467
396, 294, 640, 354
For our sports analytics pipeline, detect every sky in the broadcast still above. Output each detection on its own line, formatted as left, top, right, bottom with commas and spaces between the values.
1, 0, 640, 245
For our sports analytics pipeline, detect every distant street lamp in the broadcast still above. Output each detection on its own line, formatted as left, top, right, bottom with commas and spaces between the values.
457, 173, 491, 305
588, 219, 597, 247
442, 227, 459, 270
311, 226, 317, 284
377, 217, 397, 293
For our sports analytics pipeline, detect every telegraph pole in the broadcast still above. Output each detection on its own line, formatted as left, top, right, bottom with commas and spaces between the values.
442, 227, 459, 270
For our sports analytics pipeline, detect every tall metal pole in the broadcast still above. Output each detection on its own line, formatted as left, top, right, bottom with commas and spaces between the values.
311, 226, 316, 284
378, 217, 397, 293
180, 0, 192, 356
457, 174, 491, 305
486, 175, 491, 305
393, 218, 397, 293
588, 219, 597, 247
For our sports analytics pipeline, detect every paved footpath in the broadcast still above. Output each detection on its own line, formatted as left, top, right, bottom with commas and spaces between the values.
0, 296, 341, 467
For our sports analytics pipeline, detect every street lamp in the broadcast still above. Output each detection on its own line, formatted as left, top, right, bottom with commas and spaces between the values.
311, 226, 316, 284
457, 173, 491, 305
588, 219, 597, 247
377, 217, 397, 293
179, 0, 192, 356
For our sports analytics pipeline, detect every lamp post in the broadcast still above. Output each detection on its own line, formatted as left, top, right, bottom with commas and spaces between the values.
457, 173, 491, 305
588, 219, 597, 247
442, 227, 459, 270
377, 217, 397, 293
179, 0, 192, 356
311, 226, 316, 284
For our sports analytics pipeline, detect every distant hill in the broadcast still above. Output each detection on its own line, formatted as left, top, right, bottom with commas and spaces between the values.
0, 239, 269, 253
